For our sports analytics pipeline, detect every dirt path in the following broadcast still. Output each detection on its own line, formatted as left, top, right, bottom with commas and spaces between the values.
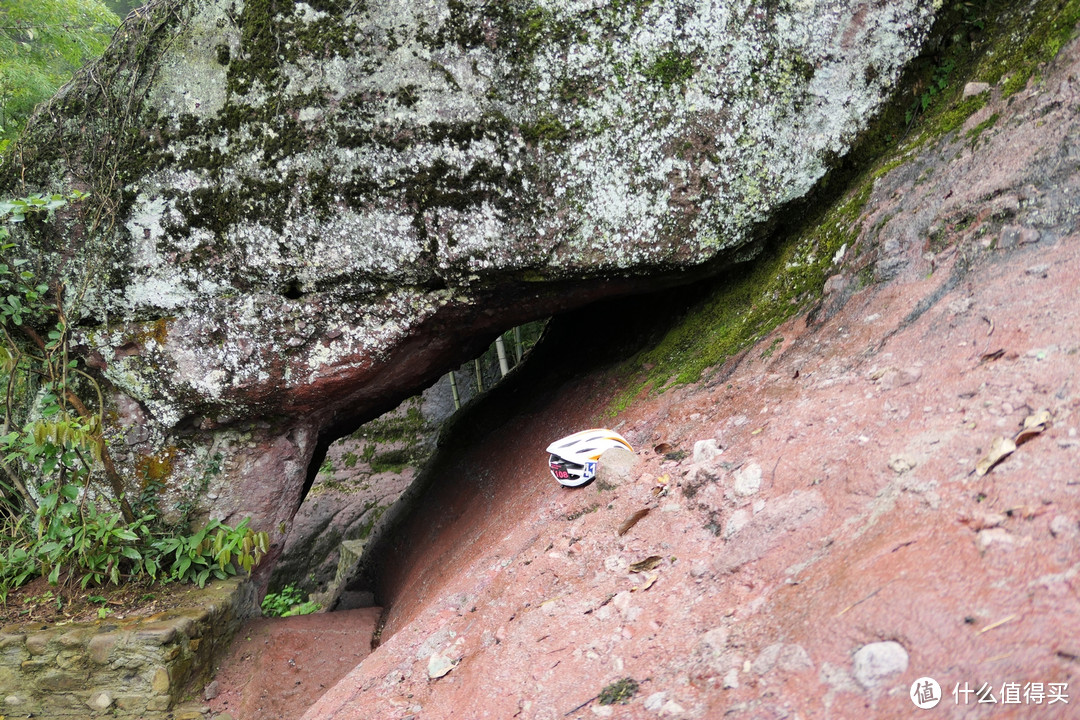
204, 607, 381, 720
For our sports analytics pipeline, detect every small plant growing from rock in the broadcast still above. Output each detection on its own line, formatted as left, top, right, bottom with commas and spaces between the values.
261, 583, 321, 617
598, 677, 639, 705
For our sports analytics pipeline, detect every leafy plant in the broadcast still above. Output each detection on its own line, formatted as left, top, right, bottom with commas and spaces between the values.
0, 191, 271, 601
0, 502, 152, 592
152, 518, 269, 588
906, 57, 957, 126
261, 583, 321, 617
598, 677, 639, 705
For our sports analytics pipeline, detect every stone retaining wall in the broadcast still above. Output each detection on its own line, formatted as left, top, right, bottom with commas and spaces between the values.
0, 577, 256, 718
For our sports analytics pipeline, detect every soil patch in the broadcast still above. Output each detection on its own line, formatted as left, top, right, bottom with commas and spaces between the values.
0, 573, 209, 626
206, 607, 382, 720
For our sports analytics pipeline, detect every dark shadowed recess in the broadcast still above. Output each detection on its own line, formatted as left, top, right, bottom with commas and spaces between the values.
345, 271, 737, 616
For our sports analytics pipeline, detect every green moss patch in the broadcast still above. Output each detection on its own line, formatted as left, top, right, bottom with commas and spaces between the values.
610, 180, 870, 411
643, 50, 697, 88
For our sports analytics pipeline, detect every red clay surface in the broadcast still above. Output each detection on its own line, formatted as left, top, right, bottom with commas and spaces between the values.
205, 607, 380, 720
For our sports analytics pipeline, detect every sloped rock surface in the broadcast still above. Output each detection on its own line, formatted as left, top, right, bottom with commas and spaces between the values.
3, 0, 936, 537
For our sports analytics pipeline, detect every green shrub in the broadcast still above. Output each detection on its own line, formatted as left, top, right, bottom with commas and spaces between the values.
262, 583, 322, 617
0, 192, 270, 598
151, 518, 270, 588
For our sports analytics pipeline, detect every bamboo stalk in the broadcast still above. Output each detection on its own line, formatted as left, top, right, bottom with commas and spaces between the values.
449, 371, 460, 410
495, 335, 510, 377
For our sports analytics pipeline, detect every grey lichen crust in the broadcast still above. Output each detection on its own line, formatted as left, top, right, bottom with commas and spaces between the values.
6, 0, 935, 530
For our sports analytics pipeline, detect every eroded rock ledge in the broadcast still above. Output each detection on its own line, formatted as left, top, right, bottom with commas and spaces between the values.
3, 0, 935, 546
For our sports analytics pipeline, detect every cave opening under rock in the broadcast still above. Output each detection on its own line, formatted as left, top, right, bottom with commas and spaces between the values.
265, 321, 550, 616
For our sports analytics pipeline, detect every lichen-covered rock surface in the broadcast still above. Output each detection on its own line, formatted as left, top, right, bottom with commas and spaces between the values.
3, 0, 936, 538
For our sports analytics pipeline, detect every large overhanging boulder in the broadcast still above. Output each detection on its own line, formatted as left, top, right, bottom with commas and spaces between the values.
3, 0, 936, 554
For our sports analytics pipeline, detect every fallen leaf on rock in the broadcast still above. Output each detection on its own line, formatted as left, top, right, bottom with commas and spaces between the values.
1014, 427, 1045, 446
868, 366, 895, 381
980, 348, 1005, 363
958, 512, 1007, 530
651, 474, 670, 498
1015, 409, 1052, 446
1005, 504, 1049, 520
629, 555, 663, 573
653, 442, 672, 455
633, 571, 659, 592
1023, 409, 1052, 428
617, 508, 650, 536
975, 436, 1016, 476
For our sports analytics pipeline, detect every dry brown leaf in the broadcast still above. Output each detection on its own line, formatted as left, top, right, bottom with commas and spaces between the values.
629, 555, 663, 573
1015, 409, 1052, 446
958, 512, 1006, 530
1023, 409, 1053, 428
653, 442, 672, 455
975, 436, 1016, 476
1006, 505, 1049, 520
651, 474, 670, 498
635, 571, 659, 592
617, 508, 650, 536
868, 366, 896, 381
1015, 427, 1044, 445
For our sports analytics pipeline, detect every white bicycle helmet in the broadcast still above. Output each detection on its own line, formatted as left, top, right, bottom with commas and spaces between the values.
546, 428, 634, 487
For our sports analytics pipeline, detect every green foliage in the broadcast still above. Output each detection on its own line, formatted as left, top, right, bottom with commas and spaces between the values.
0, 0, 120, 146
261, 583, 322, 617
0, 189, 99, 518
905, 57, 956, 126
598, 677, 639, 705
0, 194, 270, 600
0, 497, 153, 591
152, 518, 270, 588
898, 0, 1080, 145
0, 508, 270, 594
